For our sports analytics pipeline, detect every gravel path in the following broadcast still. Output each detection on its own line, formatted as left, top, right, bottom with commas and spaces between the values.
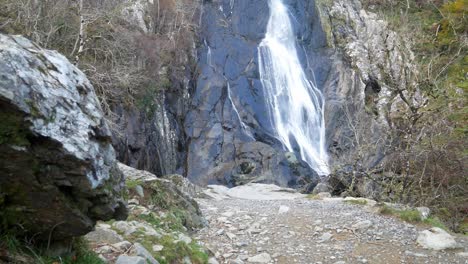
195, 184, 468, 264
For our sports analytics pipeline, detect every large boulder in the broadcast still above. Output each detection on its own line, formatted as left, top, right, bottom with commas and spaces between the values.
0, 34, 127, 241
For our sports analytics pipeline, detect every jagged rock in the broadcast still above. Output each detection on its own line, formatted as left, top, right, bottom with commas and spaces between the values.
177, 233, 193, 244
318, 232, 333, 242
119, 163, 158, 182
312, 183, 333, 194
152, 245, 164, 252
95, 245, 113, 254
247, 253, 272, 263
132, 243, 159, 264
120, 0, 152, 33
162, 174, 203, 198
416, 207, 431, 220
85, 226, 124, 245
115, 255, 147, 264
119, 163, 206, 230
352, 220, 373, 230
113, 241, 133, 251
208, 257, 220, 264
135, 185, 145, 198
416, 227, 459, 251
0, 34, 127, 242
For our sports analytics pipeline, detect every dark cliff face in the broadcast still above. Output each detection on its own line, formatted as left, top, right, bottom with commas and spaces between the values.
112, 82, 191, 177
113, 0, 399, 188
184, 0, 330, 187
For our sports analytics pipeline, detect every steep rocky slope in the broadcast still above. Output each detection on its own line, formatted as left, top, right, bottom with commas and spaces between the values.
183, 0, 412, 186
85, 163, 209, 264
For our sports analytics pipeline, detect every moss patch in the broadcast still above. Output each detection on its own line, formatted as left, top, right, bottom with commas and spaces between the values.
0, 233, 104, 264
0, 110, 30, 146
378, 205, 449, 227
306, 194, 321, 200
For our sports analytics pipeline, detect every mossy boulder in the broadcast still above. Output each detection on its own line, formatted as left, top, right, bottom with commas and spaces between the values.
0, 34, 127, 242
119, 163, 205, 231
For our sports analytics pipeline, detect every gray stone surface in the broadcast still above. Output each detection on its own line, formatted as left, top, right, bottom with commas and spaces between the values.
115, 255, 147, 264
120, 163, 206, 230
85, 226, 124, 244
0, 34, 127, 241
132, 243, 159, 264
195, 184, 468, 264
417, 227, 459, 251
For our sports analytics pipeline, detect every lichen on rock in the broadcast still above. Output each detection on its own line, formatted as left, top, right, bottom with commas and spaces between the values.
0, 34, 127, 242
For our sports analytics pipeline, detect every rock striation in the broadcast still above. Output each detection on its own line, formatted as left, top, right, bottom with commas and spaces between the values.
0, 34, 127, 241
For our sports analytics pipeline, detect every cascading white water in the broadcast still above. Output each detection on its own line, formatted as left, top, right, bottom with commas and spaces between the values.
258, 0, 330, 175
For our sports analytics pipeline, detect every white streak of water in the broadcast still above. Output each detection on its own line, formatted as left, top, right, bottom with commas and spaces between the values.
226, 82, 247, 131
258, 0, 330, 175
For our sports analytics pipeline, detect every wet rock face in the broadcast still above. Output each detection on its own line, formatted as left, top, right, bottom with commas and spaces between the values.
111, 98, 185, 177
185, 0, 323, 187
0, 34, 127, 241
318, 0, 414, 169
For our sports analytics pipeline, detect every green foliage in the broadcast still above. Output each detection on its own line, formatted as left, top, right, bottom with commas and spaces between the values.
121, 213, 207, 264
0, 232, 21, 253
136, 78, 172, 117
126, 179, 143, 190
0, 233, 104, 264
378, 205, 449, 226
155, 236, 208, 264
378, 205, 395, 215
398, 210, 422, 223
306, 194, 321, 200
423, 217, 449, 231
0, 111, 30, 146
39, 239, 105, 264
360, 0, 467, 233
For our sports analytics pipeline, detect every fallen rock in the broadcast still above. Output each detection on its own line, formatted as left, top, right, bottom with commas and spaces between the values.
352, 220, 373, 230
208, 257, 220, 264
119, 163, 205, 230
177, 233, 193, 244
318, 232, 333, 242
85, 226, 124, 245
162, 174, 203, 198
135, 185, 145, 198
152, 245, 164, 252
312, 183, 332, 194
0, 34, 127, 242
416, 207, 431, 220
115, 255, 147, 264
95, 245, 113, 254
247, 253, 272, 263
132, 243, 159, 264
278, 206, 290, 214
416, 227, 459, 251
113, 241, 133, 251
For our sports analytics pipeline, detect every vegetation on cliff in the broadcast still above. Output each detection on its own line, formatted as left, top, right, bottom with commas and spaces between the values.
0, 0, 199, 123
359, 0, 467, 232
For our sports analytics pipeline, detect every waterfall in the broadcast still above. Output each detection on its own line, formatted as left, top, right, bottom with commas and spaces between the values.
258, 0, 330, 175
